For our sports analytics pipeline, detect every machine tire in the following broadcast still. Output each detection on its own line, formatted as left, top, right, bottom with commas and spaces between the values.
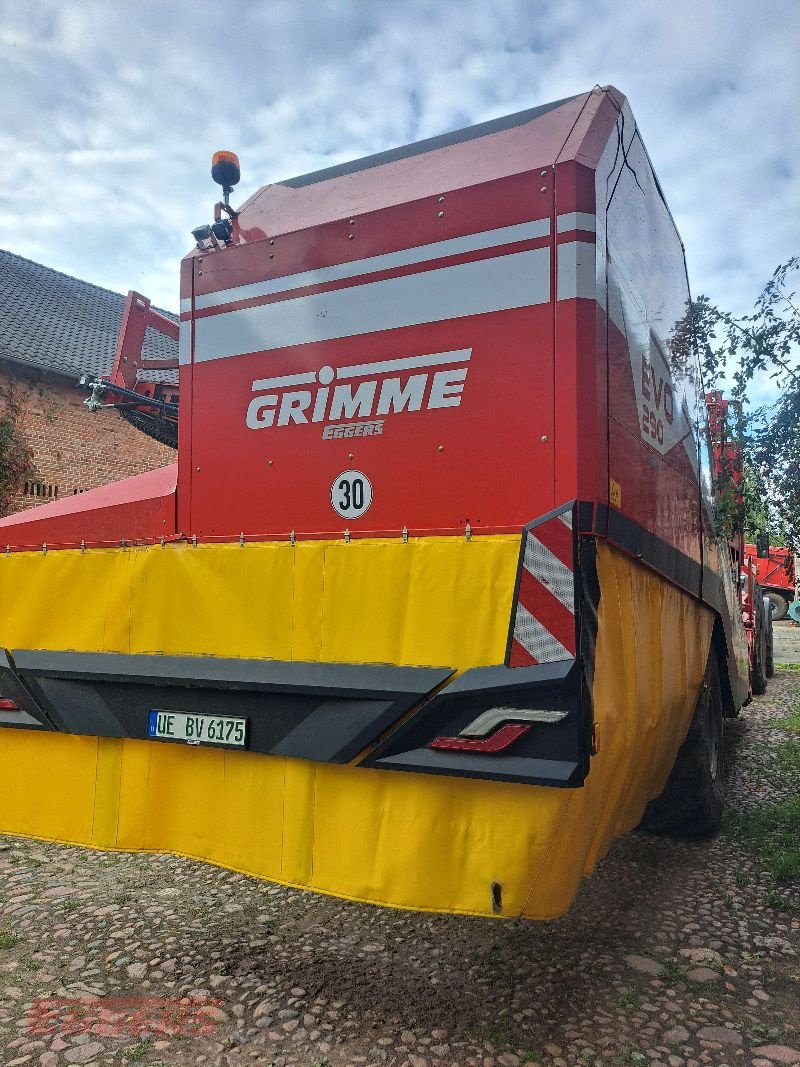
752, 639, 767, 695
640, 651, 724, 837
764, 598, 775, 678
765, 591, 789, 621
752, 595, 768, 696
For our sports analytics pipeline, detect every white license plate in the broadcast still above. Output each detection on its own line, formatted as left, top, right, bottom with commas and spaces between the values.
148, 710, 247, 747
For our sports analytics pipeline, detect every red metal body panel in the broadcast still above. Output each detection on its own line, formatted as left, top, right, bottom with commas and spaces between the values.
0, 465, 177, 548
188, 302, 555, 537
222, 95, 592, 246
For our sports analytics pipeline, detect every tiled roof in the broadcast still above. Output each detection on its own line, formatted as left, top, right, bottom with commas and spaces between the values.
0, 248, 178, 381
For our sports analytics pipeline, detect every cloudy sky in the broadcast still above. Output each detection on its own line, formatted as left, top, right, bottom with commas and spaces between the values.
0, 0, 797, 344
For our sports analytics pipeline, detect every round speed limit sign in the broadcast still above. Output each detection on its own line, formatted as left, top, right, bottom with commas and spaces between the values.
330, 470, 373, 520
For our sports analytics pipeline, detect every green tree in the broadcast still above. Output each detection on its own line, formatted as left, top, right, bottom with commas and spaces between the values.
694, 257, 799, 550
0, 383, 36, 517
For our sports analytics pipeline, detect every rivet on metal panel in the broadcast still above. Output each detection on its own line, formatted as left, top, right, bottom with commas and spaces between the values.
349, 218, 355, 225
348, 452, 354, 460
196, 466, 201, 472
402, 526, 409, 543
239, 532, 245, 547
437, 211, 444, 218
438, 195, 445, 203
348, 234, 354, 240
465, 522, 472, 542
268, 459, 273, 466
541, 435, 548, 443
344, 528, 351, 544
290, 529, 296, 546
269, 253, 274, 259
42, 543, 47, 556
540, 169, 548, 176
269, 239, 275, 246
540, 186, 547, 193
437, 445, 444, 452
191, 534, 197, 548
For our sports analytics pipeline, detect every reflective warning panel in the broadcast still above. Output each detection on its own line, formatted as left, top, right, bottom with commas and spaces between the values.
508, 503, 577, 667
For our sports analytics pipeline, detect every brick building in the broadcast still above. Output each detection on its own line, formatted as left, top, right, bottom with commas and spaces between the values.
0, 249, 176, 513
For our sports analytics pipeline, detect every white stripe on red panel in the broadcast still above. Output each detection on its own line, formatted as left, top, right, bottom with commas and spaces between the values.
556, 212, 597, 234
556, 240, 596, 301
194, 219, 550, 313
191, 247, 550, 364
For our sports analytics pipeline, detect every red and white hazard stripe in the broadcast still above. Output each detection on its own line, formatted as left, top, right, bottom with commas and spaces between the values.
509, 506, 576, 667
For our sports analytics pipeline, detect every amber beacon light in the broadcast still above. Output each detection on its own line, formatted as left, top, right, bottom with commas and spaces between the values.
211, 151, 241, 196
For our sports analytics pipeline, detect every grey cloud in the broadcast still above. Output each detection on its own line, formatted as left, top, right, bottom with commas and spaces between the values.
0, 0, 796, 360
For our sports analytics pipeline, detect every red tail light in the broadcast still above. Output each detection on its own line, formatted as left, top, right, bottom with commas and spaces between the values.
0, 698, 19, 711
429, 723, 530, 753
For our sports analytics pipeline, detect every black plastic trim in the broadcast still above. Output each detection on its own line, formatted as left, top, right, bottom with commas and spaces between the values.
0, 649, 53, 731
603, 508, 703, 598
6, 651, 453, 765
364, 659, 587, 786
592, 506, 744, 715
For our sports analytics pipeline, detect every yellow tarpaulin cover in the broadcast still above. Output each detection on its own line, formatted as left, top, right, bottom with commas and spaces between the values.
0, 538, 712, 918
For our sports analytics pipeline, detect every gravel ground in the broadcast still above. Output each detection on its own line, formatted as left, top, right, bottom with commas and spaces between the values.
1, 657, 799, 1067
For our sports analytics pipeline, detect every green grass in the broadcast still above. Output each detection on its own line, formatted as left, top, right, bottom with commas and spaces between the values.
0, 931, 17, 950
725, 796, 800, 885
61, 898, 80, 912
775, 739, 800, 771
734, 870, 750, 887
123, 1041, 151, 1062
776, 663, 800, 672
476, 1020, 516, 1053
750, 1023, 787, 1043
659, 959, 687, 984
616, 989, 641, 1008
764, 889, 795, 911
771, 711, 800, 735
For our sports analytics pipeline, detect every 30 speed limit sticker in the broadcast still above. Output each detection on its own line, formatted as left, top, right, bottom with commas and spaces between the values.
330, 470, 373, 519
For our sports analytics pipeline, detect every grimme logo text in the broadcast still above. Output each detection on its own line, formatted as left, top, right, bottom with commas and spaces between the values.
246, 349, 471, 433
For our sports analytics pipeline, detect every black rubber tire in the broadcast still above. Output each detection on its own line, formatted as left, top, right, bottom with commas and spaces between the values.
640, 651, 724, 837
765, 591, 789, 621
764, 598, 775, 678
752, 595, 768, 696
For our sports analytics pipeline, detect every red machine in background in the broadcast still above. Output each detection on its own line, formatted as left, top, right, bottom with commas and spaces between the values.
80, 292, 179, 448
745, 543, 797, 620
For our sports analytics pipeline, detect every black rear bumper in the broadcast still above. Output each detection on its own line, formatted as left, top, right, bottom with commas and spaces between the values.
0, 648, 592, 787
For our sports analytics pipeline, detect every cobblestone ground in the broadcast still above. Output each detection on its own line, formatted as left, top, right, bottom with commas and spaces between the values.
1, 653, 798, 1067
